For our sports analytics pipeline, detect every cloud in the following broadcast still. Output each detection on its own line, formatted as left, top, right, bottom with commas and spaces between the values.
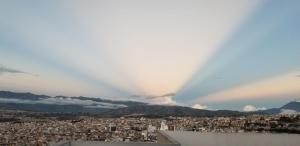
149, 96, 177, 105
243, 105, 257, 112
243, 105, 266, 112
280, 109, 299, 115
0, 65, 37, 76
192, 104, 208, 110
128, 93, 177, 105
0, 97, 127, 109
160, 93, 176, 97
129, 93, 177, 105
146, 93, 176, 99
0, 65, 25, 74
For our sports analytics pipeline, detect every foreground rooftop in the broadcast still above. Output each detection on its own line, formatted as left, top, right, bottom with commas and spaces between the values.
51, 131, 300, 146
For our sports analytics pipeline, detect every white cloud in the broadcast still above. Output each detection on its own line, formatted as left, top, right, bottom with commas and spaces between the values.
130, 93, 177, 105
243, 105, 266, 112
280, 109, 299, 115
149, 96, 177, 105
192, 104, 208, 110
257, 107, 267, 110
243, 105, 256, 112
145, 96, 177, 105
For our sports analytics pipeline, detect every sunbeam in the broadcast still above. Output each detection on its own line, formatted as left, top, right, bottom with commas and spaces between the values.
174, 0, 300, 107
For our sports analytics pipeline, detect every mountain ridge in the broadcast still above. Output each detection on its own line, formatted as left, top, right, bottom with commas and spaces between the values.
0, 91, 245, 117
1, 91, 299, 117
264, 101, 300, 114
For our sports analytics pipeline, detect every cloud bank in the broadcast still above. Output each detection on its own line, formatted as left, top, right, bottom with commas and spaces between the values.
129, 93, 177, 105
280, 109, 299, 115
243, 105, 266, 112
192, 104, 208, 110
0, 97, 127, 109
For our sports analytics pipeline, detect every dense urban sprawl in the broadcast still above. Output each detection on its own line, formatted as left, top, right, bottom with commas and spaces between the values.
0, 110, 299, 146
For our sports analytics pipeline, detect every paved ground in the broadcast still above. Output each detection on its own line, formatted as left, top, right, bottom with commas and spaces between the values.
164, 131, 300, 146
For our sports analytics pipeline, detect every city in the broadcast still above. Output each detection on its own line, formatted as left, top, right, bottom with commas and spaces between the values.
0, 110, 299, 146
1, 0, 300, 146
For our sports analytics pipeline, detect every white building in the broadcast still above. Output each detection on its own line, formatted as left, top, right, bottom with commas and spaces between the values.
160, 120, 168, 131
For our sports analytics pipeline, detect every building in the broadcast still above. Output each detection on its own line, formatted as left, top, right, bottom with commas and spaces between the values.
160, 120, 168, 131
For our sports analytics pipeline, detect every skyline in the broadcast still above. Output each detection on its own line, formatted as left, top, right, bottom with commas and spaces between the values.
0, 0, 299, 111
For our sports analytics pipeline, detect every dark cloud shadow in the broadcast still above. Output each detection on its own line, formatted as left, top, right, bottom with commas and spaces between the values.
129, 93, 176, 100
0, 65, 38, 77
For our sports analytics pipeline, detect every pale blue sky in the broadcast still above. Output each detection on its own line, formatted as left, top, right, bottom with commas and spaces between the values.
0, 0, 299, 110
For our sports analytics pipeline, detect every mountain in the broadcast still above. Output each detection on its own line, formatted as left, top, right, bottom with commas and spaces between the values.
281, 101, 300, 111
263, 101, 300, 114
102, 105, 244, 117
0, 91, 49, 100
0, 91, 244, 117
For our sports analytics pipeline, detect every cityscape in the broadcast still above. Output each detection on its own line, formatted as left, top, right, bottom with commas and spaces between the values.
1, 0, 300, 146
0, 109, 299, 146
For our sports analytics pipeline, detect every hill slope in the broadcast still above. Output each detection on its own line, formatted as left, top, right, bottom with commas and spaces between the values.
0, 91, 243, 117
264, 101, 300, 114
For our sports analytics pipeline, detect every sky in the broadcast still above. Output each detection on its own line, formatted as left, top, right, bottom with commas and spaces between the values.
0, 0, 299, 111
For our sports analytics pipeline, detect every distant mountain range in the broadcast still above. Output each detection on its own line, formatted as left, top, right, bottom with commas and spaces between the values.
264, 101, 300, 114
0, 91, 299, 117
